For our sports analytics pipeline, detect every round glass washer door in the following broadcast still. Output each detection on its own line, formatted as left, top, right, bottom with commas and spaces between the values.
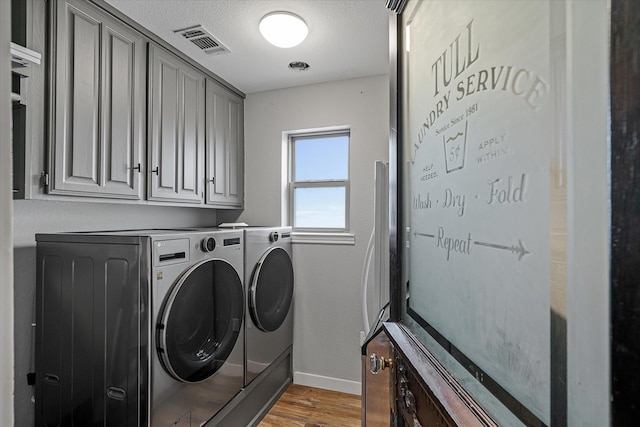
157, 258, 243, 383
249, 247, 294, 332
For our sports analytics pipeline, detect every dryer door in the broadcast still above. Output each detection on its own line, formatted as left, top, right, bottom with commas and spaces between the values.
158, 259, 243, 382
249, 247, 294, 332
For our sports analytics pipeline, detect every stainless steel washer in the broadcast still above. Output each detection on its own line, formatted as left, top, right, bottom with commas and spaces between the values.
243, 227, 294, 386
35, 229, 245, 427
150, 229, 244, 426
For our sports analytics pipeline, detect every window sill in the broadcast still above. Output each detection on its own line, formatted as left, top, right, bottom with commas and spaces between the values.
291, 231, 355, 245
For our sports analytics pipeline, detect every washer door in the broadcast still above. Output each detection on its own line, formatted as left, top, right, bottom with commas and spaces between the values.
249, 247, 294, 332
157, 259, 243, 383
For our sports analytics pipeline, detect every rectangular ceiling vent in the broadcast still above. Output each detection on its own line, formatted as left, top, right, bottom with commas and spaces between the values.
174, 25, 230, 55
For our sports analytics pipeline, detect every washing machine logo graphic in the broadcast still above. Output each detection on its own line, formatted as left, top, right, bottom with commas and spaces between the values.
443, 120, 468, 173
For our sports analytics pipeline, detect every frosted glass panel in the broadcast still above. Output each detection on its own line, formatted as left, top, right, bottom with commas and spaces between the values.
294, 187, 345, 228
400, 1, 559, 425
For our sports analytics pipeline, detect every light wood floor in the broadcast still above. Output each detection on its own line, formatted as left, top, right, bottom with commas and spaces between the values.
258, 384, 361, 427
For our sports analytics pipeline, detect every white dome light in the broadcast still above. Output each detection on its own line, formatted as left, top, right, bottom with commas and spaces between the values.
259, 12, 308, 48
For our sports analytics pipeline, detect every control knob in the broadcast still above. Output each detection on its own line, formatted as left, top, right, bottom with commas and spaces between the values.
201, 236, 216, 252
269, 231, 279, 242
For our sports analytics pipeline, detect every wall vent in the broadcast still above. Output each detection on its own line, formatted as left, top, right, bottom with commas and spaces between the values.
174, 25, 230, 55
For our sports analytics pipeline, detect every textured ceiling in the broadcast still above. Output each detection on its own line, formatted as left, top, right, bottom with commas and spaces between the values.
106, 0, 391, 94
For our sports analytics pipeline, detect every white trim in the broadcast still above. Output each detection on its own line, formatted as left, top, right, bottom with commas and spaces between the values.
11, 42, 41, 67
1, 0, 15, 425
281, 132, 289, 226
291, 231, 355, 245
293, 371, 361, 396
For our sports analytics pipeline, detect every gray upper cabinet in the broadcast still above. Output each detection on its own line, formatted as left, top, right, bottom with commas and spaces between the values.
46, 0, 242, 207
50, 0, 145, 199
205, 79, 244, 208
148, 45, 205, 204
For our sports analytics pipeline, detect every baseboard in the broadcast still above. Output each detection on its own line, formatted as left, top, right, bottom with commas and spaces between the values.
293, 371, 362, 396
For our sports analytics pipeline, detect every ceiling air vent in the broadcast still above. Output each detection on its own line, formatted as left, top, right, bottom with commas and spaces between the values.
289, 61, 310, 71
174, 25, 230, 55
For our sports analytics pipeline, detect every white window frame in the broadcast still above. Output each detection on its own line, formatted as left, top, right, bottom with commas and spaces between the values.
288, 129, 352, 238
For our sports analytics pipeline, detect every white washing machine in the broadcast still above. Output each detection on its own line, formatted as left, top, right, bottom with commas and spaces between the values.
35, 228, 245, 427
243, 227, 294, 386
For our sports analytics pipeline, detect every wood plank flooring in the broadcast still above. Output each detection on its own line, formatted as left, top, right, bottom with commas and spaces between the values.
258, 384, 361, 427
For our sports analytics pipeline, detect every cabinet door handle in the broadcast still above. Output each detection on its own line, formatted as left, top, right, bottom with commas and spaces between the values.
151, 167, 159, 175
131, 163, 141, 172
208, 177, 215, 184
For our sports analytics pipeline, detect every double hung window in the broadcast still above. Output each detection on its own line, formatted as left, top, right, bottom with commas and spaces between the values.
289, 130, 350, 232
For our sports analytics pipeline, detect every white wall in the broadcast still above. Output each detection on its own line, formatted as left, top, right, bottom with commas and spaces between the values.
1, 1, 15, 425
233, 75, 389, 393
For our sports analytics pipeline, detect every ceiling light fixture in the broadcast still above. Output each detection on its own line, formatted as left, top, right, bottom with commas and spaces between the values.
259, 12, 308, 48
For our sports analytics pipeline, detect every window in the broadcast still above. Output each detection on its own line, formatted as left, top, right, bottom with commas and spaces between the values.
289, 130, 350, 232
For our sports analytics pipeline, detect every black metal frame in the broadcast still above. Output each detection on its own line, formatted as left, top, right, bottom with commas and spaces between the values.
388, 6, 402, 324
610, 0, 640, 423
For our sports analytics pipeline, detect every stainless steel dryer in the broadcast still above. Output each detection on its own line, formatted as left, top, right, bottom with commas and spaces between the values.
243, 227, 294, 386
35, 229, 245, 427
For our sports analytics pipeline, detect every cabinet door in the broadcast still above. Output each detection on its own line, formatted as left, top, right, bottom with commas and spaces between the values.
148, 45, 204, 203
205, 80, 244, 207
50, 0, 145, 199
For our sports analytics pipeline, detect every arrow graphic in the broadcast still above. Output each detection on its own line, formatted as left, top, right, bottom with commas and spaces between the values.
474, 239, 530, 260
413, 231, 435, 238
